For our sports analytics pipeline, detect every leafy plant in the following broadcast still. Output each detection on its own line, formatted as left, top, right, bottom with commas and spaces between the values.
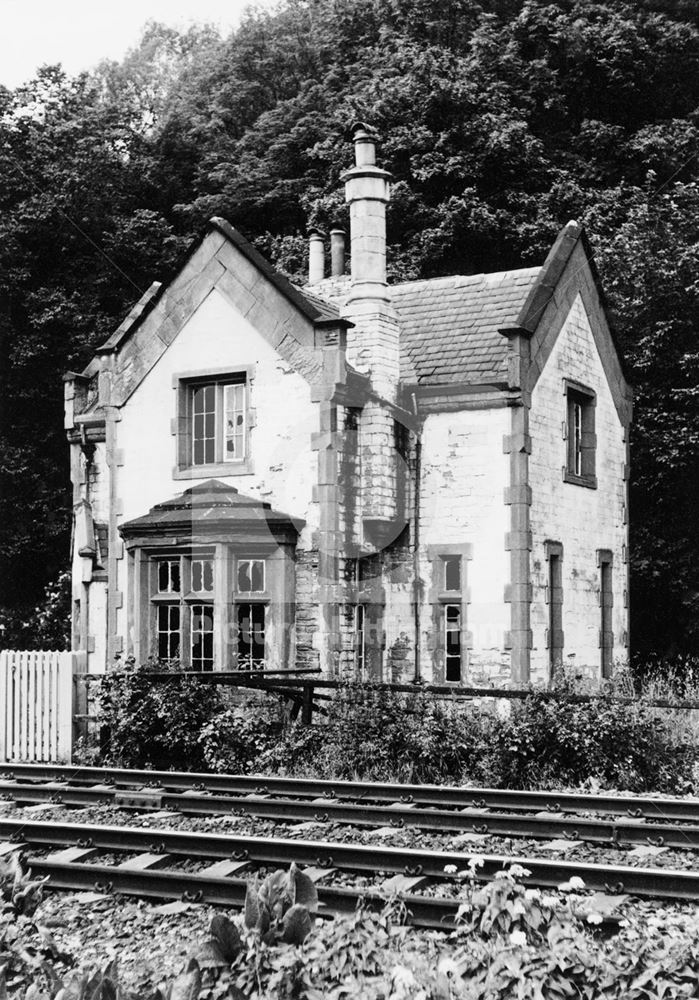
243, 863, 318, 946
198, 698, 286, 774
94, 662, 223, 770
0, 853, 47, 919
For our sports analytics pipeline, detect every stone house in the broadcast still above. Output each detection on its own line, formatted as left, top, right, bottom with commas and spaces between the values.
64, 126, 632, 687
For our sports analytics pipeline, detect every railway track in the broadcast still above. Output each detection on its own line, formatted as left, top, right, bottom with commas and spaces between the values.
1, 765, 698, 925
0, 775, 697, 849
4, 817, 699, 905
3, 763, 698, 822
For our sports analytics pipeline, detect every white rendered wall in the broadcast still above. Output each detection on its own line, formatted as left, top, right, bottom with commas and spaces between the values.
529, 294, 628, 680
115, 288, 319, 641
418, 407, 511, 682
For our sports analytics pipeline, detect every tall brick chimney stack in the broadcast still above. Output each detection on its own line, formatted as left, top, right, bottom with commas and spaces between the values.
341, 124, 400, 403
341, 124, 402, 542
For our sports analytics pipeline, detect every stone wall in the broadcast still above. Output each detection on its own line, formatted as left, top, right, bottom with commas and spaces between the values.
529, 293, 628, 682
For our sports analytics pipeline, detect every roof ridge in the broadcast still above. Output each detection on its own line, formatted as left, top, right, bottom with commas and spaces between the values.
391, 266, 541, 292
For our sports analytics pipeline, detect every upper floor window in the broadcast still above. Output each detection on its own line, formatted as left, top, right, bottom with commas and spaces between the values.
564, 381, 597, 489
191, 378, 247, 466
174, 369, 253, 478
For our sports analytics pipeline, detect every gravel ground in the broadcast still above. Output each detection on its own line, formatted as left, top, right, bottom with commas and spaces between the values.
3, 800, 697, 874
2, 797, 699, 993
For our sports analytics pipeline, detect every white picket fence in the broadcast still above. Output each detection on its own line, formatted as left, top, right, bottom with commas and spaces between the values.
0, 650, 74, 763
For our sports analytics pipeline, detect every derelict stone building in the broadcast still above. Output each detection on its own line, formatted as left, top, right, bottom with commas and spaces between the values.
64, 126, 632, 686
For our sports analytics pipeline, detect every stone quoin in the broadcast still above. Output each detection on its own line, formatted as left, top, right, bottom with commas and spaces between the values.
64, 124, 632, 686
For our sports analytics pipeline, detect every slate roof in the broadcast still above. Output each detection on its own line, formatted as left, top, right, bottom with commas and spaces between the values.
119, 480, 304, 541
392, 267, 541, 386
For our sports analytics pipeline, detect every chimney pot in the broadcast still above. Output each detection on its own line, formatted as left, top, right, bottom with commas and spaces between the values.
330, 228, 345, 277
352, 122, 378, 167
308, 229, 325, 284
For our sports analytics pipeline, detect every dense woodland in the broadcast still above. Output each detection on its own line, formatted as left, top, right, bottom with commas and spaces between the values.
1, 0, 698, 660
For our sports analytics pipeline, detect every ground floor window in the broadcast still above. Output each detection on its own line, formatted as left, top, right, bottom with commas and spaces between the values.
427, 546, 471, 684
191, 604, 214, 670
545, 541, 564, 676
148, 550, 269, 670
598, 549, 614, 678
355, 603, 366, 678
157, 604, 181, 660
237, 603, 265, 669
444, 604, 462, 682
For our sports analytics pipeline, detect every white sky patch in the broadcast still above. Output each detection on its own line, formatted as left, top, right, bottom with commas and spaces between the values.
0, 0, 278, 88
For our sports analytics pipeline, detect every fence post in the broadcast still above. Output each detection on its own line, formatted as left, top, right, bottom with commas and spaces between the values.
301, 683, 314, 725
0, 652, 7, 762
56, 653, 74, 764
72, 651, 88, 754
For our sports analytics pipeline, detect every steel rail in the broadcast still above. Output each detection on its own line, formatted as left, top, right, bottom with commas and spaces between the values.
24, 858, 455, 931
1, 780, 699, 849
5, 818, 699, 901
2, 763, 698, 823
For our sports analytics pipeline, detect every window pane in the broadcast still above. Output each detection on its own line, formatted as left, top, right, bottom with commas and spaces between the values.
443, 556, 461, 592
157, 560, 180, 593
238, 559, 265, 593
251, 560, 264, 592
573, 402, 583, 476
237, 603, 265, 669
157, 604, 180, 661
224, 383, 246, 461
191, 604, 214, 670
192, 383, 217, 466
355, 604, 366, 678
191, 559, 214, 594
444, 604, 461, 682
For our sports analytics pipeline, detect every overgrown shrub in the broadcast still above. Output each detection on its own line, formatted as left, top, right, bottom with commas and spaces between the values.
259, 681, 697, 793
95, 662, 223, 770
484, 678, 698, 792
199, 696, 287, 773
88, 669, 698, 792
258, 684, 496, 784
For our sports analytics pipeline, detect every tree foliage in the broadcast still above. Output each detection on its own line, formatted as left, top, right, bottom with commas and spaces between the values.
1, 0, 699, 656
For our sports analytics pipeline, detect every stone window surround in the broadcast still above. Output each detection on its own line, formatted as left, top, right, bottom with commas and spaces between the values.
562, 378, 597, 490
129, 539, 293, 670
345, 556, 385, 680
171, 365, 257, 480
597, 548, 614, 678
426, 543, 473, 684
544, 540, 564, 675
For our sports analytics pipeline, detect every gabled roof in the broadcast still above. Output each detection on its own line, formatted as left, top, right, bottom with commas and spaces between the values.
95, 218, 344, 359
119, 480, 304, 544
393, 268, 540, 386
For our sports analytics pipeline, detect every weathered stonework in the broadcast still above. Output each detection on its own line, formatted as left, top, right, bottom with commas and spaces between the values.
528, 294, 629, 681
65, 140, 631, 686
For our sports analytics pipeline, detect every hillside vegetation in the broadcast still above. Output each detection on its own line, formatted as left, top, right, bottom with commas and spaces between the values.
2, 0, 699, 658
